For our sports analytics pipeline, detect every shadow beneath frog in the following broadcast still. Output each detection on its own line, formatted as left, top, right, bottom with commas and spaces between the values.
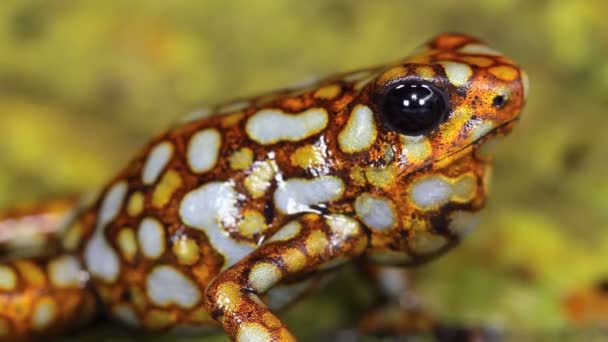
314, 263, 504, 342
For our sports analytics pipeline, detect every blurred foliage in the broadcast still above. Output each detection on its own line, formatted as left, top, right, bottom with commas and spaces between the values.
1, 0, 608, 340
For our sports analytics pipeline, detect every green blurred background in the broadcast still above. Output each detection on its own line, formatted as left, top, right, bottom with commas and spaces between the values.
1, 0, 607, 340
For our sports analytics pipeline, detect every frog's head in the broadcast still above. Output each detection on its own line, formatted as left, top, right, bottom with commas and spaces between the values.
355, 33, 528, 172
336, 33, 528, 264
335, 33, 528, 182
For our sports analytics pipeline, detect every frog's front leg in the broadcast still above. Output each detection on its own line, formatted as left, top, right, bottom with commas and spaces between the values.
204, 213, 368, 341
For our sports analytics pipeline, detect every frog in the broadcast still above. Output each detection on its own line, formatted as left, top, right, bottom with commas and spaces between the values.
0, 33, 528, 341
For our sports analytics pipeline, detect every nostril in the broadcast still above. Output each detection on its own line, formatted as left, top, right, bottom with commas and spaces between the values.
492, 94, 508, 108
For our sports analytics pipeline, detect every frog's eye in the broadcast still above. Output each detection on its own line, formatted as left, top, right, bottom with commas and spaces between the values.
492, 94, 509, 109
377, 81, 450, 136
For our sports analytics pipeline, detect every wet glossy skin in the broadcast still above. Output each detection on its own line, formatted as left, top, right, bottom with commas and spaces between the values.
0, 33, 527, 341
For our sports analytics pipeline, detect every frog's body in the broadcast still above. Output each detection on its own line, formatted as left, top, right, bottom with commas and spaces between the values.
0, 33, 527, 341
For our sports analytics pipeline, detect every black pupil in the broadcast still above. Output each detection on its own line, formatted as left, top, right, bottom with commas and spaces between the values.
380, 82, 448, 136
493, 95, 507, 108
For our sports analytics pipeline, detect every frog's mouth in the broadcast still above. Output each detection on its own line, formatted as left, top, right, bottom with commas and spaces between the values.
436, 117, 520, 165
393, 117, 520, 179
474, 117, 519, 145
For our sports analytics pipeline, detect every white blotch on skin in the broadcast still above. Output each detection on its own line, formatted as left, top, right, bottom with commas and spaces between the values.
449, 211, 481, 238
112, 305, 139, 327
469, 120, 495, 142
274, 176, 344, 214
338, 105, 377, 153
85, 233, 121, 282
244, 160, 277, 198
0, 266, 16, 290
142, 142, 173, 185
354, 194, 396, 231
267, 221, 302, 243
245, 108, 328, 144
410, 176, 452, 210
412, 174, 478, 210
85, 182, 126, 282
96, 182, 128, 230
459, 44, 503, 56
4, 216, 52, 252
146, 265, 201, 309
439, 61, 473, 87
452, 175, 477, 200
326, 215, 360, 238
48, 255, 83, 288
179, 182, 254, 268
32, 298, 56, 330
138, 217, 166, 259
249, 262, 281, 293
237, 323, 271, 342
187, 129, 222, 173
401, 135, 432, 163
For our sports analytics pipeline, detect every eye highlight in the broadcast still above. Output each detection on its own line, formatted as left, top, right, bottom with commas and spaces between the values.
377, 81, 450, 136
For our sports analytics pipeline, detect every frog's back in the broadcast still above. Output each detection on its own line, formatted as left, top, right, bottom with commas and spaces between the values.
59, 66, 382, 330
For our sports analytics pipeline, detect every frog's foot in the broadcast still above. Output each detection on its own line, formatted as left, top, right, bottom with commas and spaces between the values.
357, 304, 502, 341
0, 253, 98, 341
327, 323, 501, 342
356, 265, 502, 341
357, 304, 435, 336
0, 197, 79, 257
204, 213, 369, 341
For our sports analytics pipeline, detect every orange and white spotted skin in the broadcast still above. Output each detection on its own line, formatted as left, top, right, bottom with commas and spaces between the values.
0, 254, 97, 340
0, 33, 528, 341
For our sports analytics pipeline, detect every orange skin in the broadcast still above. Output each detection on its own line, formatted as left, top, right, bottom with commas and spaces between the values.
0, 33, 527, 341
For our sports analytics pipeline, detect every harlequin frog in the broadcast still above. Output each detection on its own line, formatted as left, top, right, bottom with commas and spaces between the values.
0, 33, 527, 341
